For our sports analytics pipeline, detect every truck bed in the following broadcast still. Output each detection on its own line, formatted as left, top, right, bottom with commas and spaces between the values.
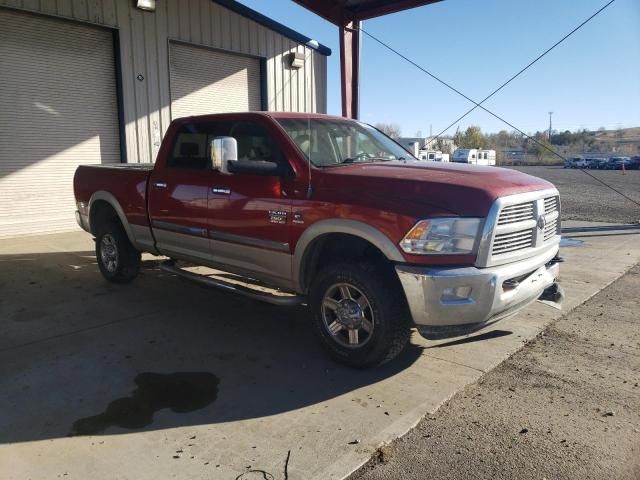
73, 163, 154, 231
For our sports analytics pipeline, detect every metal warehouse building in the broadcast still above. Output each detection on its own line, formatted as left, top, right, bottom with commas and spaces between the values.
0, 0, 329, 238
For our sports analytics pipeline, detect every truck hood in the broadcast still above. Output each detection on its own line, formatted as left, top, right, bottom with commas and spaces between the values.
315, 161, 555, 217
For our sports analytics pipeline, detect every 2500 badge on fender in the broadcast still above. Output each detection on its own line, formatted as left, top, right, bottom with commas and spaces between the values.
74, 112, 563, 368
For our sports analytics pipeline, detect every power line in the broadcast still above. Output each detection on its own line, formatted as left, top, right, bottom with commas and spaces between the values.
356, 26, 566, 161
353, 2, 640, 209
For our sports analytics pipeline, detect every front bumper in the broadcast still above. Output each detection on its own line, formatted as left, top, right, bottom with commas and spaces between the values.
396, 247, 560, 339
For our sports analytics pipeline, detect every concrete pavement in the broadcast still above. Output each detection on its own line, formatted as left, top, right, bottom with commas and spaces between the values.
1, 222, 639, 479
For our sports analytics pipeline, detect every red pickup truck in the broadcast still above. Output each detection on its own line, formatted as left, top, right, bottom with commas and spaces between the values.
74, 112, 562, 368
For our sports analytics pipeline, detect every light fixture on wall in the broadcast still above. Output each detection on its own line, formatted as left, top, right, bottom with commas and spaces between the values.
290, 52, 305, 69
136, 0, 156, 12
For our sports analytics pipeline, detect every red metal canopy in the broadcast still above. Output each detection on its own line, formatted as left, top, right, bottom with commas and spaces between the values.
292, 0, 442, 24
292, 0, 442, 119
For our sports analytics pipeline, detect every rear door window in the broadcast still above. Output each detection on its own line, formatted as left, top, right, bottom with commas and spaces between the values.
168, 120, 284, 169
169, 132, 211, 169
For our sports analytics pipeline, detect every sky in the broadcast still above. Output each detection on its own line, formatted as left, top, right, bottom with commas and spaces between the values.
239, 0, 640, 137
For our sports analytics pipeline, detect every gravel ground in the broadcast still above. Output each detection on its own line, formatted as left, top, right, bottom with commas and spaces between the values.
351, 264, 640, 480
509, 166, 640, 224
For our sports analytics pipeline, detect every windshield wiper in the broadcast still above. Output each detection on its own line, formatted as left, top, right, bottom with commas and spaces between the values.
342, 155, 393, 164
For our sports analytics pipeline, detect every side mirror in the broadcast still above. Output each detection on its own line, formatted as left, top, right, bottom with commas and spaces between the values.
210, 136, 238, 174
227, 160, 284, 177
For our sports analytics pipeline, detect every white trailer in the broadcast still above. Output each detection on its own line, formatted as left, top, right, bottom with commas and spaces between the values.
452, 148, 495, 165
452, 148, 478, 163
477, 150, 496, 166
418, 150, 446, 162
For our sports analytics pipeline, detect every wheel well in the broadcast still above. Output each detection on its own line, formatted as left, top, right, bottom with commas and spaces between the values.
300, 233, 394, 292
89, 200, 121, 235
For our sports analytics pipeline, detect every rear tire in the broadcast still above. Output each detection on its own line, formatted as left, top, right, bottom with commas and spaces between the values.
95, 222, 141, 283
309, 262, 411, 368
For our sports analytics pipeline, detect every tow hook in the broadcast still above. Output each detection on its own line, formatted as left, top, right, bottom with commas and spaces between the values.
546, 255, 565, 267
539, 282, 564, 304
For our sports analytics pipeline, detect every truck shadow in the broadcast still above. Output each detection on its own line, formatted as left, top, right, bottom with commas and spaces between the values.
425, 329, 512, 349
0, 249, 423, 444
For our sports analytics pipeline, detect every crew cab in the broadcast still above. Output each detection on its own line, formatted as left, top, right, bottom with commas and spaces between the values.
74, 113, 562, 368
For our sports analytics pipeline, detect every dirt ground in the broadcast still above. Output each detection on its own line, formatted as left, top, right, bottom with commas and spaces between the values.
510, 166, 640, 224
352, 264, 640, 480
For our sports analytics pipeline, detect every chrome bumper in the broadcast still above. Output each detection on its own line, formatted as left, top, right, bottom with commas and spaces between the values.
396, 247, 560, 339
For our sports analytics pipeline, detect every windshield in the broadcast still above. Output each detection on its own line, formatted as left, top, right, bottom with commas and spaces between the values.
276, 118, 416, 167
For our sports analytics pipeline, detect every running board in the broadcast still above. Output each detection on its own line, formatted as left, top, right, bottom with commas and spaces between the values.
159, 262, 306, 306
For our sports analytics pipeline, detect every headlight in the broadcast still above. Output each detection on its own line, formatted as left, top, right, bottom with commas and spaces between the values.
399, 218, 482, 255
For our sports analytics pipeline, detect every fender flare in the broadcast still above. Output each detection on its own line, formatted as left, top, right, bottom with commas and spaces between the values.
88, 191, 137, 245
292, 219, 405, 291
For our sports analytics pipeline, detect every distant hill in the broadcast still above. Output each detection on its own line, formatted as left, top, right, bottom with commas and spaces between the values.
591, 127, 640, 145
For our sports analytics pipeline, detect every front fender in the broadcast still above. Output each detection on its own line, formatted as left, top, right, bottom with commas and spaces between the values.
292, 219, 404, 292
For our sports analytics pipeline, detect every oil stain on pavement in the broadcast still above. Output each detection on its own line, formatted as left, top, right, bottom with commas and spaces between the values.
71, 372, 219, 435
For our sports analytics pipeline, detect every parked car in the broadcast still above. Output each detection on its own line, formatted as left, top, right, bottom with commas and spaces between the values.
585, 157, 606, 169
564, 156, 582, 168
73, 112, 562, 368
592, 158, 609, 169
573, 157, 590, 168
628, 156, 640, 170
606, 156, 631, 170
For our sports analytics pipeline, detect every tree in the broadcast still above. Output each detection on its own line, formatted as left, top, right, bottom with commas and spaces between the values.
527, 132, 557, 163
375, 123, 401, 139
460, 126, 485, 149
432, 137, 454, 154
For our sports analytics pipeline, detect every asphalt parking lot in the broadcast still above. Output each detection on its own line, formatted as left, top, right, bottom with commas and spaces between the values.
510, 166, 640, 224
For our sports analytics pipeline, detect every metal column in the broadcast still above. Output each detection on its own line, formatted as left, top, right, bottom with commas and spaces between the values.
339, 20, 361, 119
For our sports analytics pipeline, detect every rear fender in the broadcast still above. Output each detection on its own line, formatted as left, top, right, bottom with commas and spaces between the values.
89, 191, 137, 246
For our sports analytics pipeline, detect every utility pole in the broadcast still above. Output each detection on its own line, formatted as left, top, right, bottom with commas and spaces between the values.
548, 112, 553, 141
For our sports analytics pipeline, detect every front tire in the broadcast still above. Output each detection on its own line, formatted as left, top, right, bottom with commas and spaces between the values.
309, 262, 411, 368
95, 222, 141, 283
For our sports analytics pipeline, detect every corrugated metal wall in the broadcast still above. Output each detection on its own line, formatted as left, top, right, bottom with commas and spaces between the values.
0, 0, 328, 164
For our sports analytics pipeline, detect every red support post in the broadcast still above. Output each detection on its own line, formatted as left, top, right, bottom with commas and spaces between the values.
340, 20, 361, 119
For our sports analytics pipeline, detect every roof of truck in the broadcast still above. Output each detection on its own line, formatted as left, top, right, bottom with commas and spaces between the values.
172, 112, 362, 124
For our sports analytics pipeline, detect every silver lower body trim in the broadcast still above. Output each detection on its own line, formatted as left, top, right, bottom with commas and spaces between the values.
75, 211, 90, 233
160, 261, 304, 306
396, 247, 560, 331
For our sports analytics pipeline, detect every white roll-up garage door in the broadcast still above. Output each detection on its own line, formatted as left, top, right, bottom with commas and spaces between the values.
0, 9, 120, 238
169, 42, 262, 119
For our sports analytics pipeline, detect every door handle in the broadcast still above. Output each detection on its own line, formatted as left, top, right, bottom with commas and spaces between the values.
211, 187, 231, 195
152, 181, 167, 189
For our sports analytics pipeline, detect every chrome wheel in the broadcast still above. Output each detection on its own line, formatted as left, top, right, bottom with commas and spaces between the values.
100, 234, 119, 273
321, 283, 374, 349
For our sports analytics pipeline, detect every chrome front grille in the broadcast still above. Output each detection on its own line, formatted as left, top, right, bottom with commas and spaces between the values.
544, 196, 559, 214
544, 215, 559, 241
477, 189, 561, 267
492, 228, 535, 254
497, 202, 535, 225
